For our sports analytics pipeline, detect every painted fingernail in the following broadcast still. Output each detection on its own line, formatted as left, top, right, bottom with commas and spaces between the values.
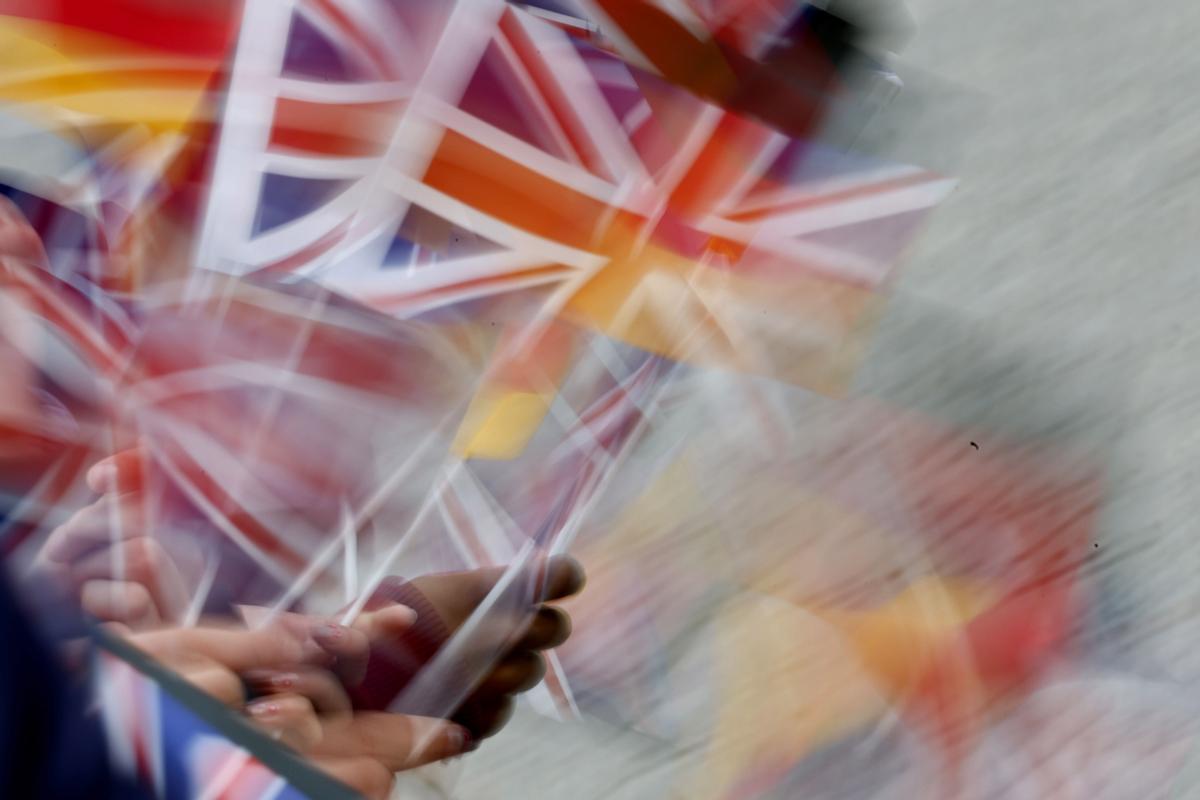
312, 622, 346, 643
270, 673, 297, 690
247, 700, 280, 718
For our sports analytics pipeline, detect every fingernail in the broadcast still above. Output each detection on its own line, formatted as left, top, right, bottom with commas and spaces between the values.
453, 726, 477, 754
247, 700, 280, 718
312, 622, 346, 643
270, 673, 297, 690
446, 725, 467, 753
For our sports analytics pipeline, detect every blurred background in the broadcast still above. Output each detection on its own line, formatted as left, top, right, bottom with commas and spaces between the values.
445, 1, 1200, 797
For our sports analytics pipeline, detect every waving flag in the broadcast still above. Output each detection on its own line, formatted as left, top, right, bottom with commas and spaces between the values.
196, 0, 947, 391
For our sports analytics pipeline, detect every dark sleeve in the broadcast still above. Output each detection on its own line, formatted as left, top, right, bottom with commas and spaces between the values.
346, 577, 455, 711
0, 568, 151, 800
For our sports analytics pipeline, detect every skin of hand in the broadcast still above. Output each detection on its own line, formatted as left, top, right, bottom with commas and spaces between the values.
68, 448, 586, 741
120, 608, 471, 800
32, 447, 194, 628
403, 557, 585, 740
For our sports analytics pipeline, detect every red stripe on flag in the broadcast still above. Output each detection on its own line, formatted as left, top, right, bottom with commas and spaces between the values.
269, 97, 406, 158
0, 0, 238, 58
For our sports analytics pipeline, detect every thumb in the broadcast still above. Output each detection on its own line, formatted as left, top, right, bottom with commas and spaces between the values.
353, 604, 418, 642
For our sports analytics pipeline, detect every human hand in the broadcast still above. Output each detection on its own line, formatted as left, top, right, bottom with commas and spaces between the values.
355, 555, 585, 740
121, 609, 471, 799
34, 448, 192, 627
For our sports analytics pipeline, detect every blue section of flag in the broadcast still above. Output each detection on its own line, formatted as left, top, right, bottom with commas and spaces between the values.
253, 174, 352, 236
96, 644, 327, 800
282, 11, 365, 82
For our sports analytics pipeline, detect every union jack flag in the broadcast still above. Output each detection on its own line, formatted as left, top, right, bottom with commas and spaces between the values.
196, 0, 950, 344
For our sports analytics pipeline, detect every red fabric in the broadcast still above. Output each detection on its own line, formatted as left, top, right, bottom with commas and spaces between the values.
0, 0, 238, 58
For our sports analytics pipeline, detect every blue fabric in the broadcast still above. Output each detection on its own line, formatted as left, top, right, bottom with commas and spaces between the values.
0, 568, 151, 800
